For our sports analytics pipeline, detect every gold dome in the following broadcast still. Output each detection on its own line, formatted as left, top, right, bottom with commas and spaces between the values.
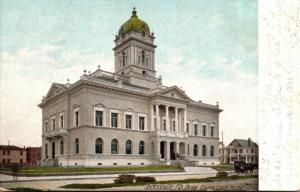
118, 7, 150, 36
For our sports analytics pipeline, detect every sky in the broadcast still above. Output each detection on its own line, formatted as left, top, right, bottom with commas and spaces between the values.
0, 0, 258, 147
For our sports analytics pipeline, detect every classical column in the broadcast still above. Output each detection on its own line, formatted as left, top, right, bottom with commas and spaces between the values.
156, 105, 160, 130
150, 104, 154, 131
175, 142, 180, 157
175, 107, 178, 133
166, 105, 169, 132
155, 140, 160, 157
185, 144, 189, 157
184, 108, 187, 134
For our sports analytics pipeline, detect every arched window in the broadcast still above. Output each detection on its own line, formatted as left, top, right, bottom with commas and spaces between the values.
75, 138, 79, 154
45, 143, 48, 159
95, 138, 103, 154
122, 52, 126, 67
193, 144, 198, 156
60, 140, 64, 155
210, 145, 214, 157
139, 141, 145, 155
142, 50, 145, 64
126, 140, 132, 154
202, 145, 207, 156
111, 139, 118, 154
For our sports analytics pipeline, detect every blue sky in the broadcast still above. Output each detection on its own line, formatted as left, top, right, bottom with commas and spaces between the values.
0, 0, 257, 146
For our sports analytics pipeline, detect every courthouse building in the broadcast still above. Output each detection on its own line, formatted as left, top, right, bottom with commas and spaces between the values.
39, 8, 223, 167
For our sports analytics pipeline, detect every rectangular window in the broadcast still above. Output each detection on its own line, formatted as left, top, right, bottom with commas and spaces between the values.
125, 114, 132, 129
52, 118, 56, 130
186, 123, 189, 133
251, 149, 254, 153
211, 126, 214, 137
45, 122, 48, 132
194, 124, 198, 136
202, 125, 206, 136
111, 113, 118, 128
75, 111, 79, 126
239, 149, 243, 153
60, 115, 64, 128
2, 151, 5, 155
7, 159, 10, 163
20, 159, 23, 163
20, 151, 23, 156
95, 111, 103, 126
163, 119, 166, 130
154, 118, 157, 130
173, 121, 175, 131
139, 116, 145, 130
7, 151, 10, 155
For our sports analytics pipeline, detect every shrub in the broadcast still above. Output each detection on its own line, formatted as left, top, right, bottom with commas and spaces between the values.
175, 162, 184, 170
114, 174, 136, 184
135, 176, 156, 183
216, 171, 228, 177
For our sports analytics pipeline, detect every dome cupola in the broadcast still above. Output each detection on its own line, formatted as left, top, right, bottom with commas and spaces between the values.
118, 7, 150, 37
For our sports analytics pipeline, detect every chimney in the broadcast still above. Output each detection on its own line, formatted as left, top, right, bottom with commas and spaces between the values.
248, 138, 251, 146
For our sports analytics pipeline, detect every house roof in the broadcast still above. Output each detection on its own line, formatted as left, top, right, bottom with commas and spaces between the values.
0, 145, 26, 151
228, 139, 258, 148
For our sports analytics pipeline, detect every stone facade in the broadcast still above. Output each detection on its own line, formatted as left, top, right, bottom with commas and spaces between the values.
39, 8, 223, 167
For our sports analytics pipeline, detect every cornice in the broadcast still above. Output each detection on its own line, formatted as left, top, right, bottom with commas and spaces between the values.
113, 36, 157, 51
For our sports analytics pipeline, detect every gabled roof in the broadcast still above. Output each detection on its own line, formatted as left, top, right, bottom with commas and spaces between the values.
150, 85, 192, 101
228, 139, 258, 148
44, 83, 68, 100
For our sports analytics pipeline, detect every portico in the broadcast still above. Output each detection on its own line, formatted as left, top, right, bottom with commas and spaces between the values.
159, 140, 188, 161
151, 103, 188, 137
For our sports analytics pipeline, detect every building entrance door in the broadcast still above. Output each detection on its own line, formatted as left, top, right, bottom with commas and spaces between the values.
170, 142, 176, 160
160, 141, 165, 159
52, 142, 55, 159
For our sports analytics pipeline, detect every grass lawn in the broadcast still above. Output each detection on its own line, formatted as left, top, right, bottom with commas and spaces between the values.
204, 164, 234, 171
0, 165, 182, 175
61, 174, 258, 189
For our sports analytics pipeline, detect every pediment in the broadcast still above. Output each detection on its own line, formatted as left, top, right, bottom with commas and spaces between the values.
126, 107, 136, 112
73, 104, 80, 109
158, 86, 191, 100
94, 102, 106, 108
44, 83, 67, 99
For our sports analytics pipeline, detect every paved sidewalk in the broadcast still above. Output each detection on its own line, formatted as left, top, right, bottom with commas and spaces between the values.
0, 167, 217, 190
0, 167, 216, 183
